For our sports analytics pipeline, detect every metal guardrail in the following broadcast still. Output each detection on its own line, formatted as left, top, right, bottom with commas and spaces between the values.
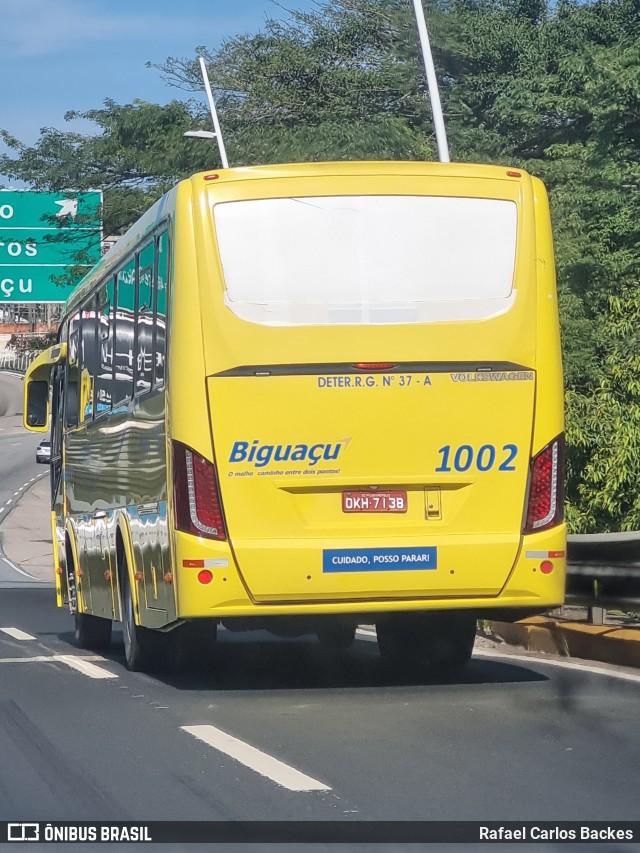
0, 351, 38, 374
566, 533, 640, 622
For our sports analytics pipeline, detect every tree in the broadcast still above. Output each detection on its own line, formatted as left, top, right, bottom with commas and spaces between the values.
0, 99, 212, 235
6, 331, 57, 354
566, 287, 640, 531
1, 0, 638, 530
154, 1, 438, 163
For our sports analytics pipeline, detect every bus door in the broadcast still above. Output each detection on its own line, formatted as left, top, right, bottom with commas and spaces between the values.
50, 364, 68, 609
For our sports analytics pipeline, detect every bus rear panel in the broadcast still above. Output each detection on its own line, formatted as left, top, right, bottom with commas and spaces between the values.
23, 161, 565, 673
169, 163, 565, 623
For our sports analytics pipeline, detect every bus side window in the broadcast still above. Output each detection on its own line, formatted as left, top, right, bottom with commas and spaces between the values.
154, 230, 168, 389
136, 243, 154, 395
65, 311, 81, 429
115, 259, 135, 405
95, 279, 115, 415
79, 295, 97, 423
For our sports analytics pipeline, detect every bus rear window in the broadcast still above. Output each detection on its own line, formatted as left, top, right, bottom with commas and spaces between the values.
213, 195, 517, 326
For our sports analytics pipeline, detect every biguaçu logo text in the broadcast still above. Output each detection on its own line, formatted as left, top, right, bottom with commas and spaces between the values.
229, 439, 347, 469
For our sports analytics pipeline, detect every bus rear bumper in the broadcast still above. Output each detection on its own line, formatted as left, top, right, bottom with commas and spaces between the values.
173, 526, 566, 621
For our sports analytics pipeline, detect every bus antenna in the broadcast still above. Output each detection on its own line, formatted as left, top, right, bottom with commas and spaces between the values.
410, 0, 450, 163
197, 56, 229, 169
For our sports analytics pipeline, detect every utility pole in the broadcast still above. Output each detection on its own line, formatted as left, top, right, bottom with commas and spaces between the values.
410, 0, 450, 162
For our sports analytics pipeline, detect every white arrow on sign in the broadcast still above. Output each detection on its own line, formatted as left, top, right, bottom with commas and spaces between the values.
55, 199, 78, 220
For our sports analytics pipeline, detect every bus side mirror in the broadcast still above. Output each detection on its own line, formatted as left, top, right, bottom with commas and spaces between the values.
26, 381, 49, 428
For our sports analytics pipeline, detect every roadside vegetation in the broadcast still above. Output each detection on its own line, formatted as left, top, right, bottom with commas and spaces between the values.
1, 0, 637, 532
6, 332, 57, 355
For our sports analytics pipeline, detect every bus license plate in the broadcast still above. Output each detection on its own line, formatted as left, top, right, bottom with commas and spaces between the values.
342, 491, 407, 513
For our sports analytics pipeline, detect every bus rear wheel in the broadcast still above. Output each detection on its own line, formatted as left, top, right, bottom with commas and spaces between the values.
74, 612, 112, 650
169, 621, 218, 671
317, 624, 356, 651
376, 613, 476, 675
120, 561, 164, 673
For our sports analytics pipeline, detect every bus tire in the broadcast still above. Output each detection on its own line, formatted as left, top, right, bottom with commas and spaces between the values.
74, 612, 112, 650
421, 614, 476, 672
376, 614, 476, 675
65, 540, 78, 614
170, 621, 218, 671
119, 558, 163, 673
317, 625, 356, 651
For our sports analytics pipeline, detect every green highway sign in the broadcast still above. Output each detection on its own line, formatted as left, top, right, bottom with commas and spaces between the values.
0, 190, 102, 303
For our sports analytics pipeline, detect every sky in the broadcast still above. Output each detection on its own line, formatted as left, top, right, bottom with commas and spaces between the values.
4, 0, 318, 150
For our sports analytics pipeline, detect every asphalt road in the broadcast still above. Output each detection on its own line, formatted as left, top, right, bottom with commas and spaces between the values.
0, 372, 43, 586
1, 370, 640, 847
1, 587, 640, 827
0, 372, 41, 503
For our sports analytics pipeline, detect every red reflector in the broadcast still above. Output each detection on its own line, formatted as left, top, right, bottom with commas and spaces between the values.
173, 441, 227, 541
524, 436, 564, 534
549, 551, 565, 559
506, 171, 522, 178
198, 570, 213, 585
183, 560, 205, 568
540, 560, 554, 575
352, 363, 396, 370
204, 173, 220, 181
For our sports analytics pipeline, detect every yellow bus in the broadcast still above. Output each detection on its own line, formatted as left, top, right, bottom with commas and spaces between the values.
23, 161, 566, 674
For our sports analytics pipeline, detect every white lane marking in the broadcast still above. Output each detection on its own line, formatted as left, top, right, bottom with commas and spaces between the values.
182, 724, 331, 792
355, 628, 640, 685
53, 655, 118, 680
0, 627, 36, 641
357, 628, 376, 640
356, 628, 640, 684
0, 655, 102, 664
0, 654, 117, 679
472, 648, 640, 685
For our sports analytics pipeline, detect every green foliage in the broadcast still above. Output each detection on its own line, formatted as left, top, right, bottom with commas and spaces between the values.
566, 288, 640, 531
0, 99, 211, 235
155, 1, 438, 162
1, 0, 638, 530
7, 332, 57, 354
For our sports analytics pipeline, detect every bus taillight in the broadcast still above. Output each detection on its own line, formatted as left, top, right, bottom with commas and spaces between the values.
173, 441, 227, 540
524, 435, 564, 534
